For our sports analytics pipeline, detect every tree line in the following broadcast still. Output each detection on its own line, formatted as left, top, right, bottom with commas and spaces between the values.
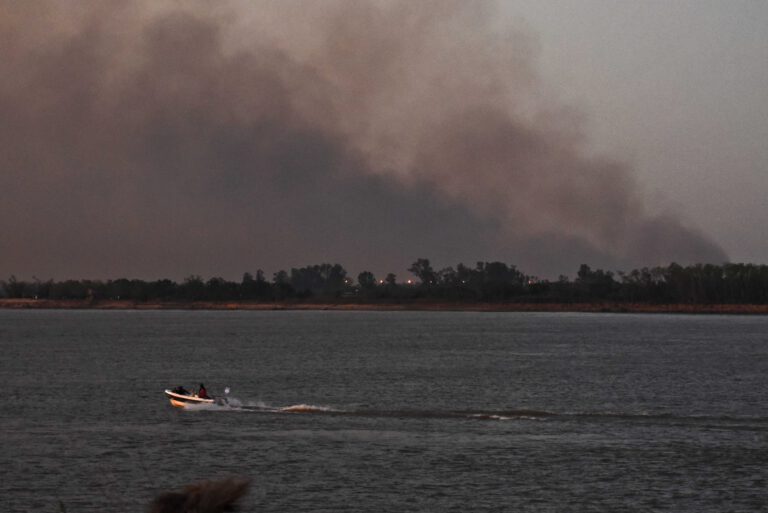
2, 260, 768, 304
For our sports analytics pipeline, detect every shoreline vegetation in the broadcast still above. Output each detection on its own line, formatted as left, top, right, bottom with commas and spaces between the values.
2, 298, 767, 315
3, 260, 768, 314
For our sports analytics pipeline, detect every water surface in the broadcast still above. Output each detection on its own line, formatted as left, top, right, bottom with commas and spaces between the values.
2, 310, 767, 511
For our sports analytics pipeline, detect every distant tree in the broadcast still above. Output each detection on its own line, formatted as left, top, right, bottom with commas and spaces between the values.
408, 258, 436, 285
5, 261, 768, 307
126, 279, 148, 301
241, 272, 257, 300
575, 264, 616, 300
206, 277, 235, 301
289, 263, 347, 298
438, 267, 457, 286
149, 279, 177, 300
106, 278, 130, 300
320, 264, 347, 297
475, 262, 525, 300
3, 275, 26, 298
50, 279, 90, 299
242, 271, 272, 300
663, 262, 691, 302
180, 275, 206, 301
619, 267, 660, 302
272, 270, 293, 300
252, 270, 272, 300
33, 277, 53, 299
357, 271, 376, 289
289, 267, 317, 298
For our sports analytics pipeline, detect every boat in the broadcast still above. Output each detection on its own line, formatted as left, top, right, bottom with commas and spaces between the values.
165, 388, 215, 408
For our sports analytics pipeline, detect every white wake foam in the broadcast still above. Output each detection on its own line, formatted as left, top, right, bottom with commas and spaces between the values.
279, 404, 337, 413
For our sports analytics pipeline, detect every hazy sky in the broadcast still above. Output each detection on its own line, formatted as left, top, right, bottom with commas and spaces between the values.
1, 1, 765, 280
502, 0, 768, 263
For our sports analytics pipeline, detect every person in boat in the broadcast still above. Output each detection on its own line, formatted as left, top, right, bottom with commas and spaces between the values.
197, 383, 209, 399
174, 385, 190, 396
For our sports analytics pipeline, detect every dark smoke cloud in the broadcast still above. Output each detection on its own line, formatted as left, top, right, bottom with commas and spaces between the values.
0, 0, 726, 280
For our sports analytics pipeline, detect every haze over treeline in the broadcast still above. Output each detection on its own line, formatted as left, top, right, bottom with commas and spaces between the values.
1, 1, 727, 280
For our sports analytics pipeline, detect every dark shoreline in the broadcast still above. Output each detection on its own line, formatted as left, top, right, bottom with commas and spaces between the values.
2, 299, 767, 314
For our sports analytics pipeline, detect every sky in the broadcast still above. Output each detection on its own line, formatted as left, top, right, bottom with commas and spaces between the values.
502, 0, 768, 263
1, 0, 765, 281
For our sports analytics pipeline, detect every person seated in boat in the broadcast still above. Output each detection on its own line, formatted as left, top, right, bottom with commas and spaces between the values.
197, 383, 209, 399
173, 385, 190, 396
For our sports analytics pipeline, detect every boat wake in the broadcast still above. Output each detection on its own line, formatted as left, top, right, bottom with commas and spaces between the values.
182, 397, 554, 421
179, 397, 768, 430
181, 397, 341, 415
279, 404, 337, 413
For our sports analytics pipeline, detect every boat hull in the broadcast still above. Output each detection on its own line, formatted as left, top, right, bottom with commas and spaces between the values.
164, 389, 215, 408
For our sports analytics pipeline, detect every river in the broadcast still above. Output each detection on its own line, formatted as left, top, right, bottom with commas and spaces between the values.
2, 310, 766, 512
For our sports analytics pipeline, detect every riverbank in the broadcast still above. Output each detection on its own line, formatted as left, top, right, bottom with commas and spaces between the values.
1, 298, 767, 314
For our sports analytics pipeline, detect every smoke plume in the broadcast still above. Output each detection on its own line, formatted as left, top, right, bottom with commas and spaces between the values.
0, 0, 726, 279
